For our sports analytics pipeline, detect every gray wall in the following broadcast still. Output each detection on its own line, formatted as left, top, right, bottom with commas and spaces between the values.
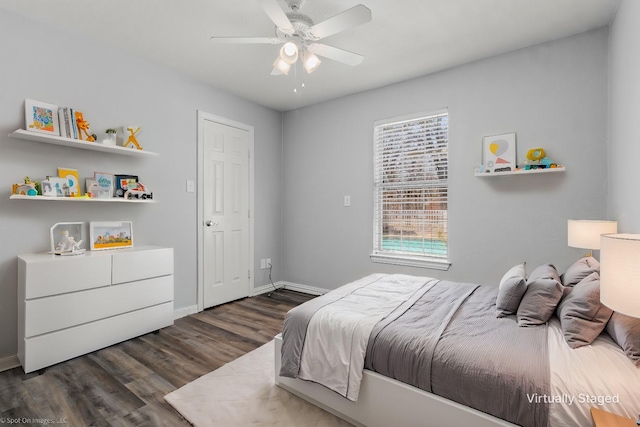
282, 29, 610, 290
608, 0, 640, 232
0, 9, 283, 361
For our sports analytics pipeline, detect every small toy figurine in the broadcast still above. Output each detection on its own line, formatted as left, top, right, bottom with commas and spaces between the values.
124, 126, 143, 150
124, 182, 153, 200
12, 176, 38, 196
526, 148, 546, 163
76, 112, 97, 142
56, 230, 85, 255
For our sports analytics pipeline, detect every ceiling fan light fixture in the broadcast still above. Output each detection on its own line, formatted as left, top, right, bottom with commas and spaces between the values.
279, 41, 299, 64
273, 57, 291, 75
302, 50, 321, 73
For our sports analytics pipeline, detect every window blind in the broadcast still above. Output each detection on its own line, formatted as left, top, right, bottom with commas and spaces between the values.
373, 109, 449, 260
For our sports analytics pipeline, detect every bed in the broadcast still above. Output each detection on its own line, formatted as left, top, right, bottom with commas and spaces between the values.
274, 266, 640, 427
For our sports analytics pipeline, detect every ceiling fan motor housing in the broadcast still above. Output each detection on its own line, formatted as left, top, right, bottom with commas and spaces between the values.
276, 12, 315, 42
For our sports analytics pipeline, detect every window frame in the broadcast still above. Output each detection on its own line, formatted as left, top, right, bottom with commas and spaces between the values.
370, 109, 451, 271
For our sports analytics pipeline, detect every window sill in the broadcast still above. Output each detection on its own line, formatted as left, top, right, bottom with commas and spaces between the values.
370, 253, 451, 271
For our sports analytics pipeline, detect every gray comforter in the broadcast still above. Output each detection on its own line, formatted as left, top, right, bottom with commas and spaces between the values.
281, 277, 550, 427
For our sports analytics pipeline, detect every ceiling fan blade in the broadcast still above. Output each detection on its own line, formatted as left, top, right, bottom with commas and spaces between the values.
256, 0, 295, 34
210, 36, 282, 44
308, 5, 372, 40
308, 43, 364, 66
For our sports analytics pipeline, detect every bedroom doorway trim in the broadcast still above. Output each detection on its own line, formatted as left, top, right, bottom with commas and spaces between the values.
196, 111, 255, 312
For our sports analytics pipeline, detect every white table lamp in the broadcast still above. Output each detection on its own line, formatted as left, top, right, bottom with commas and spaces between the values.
567, 220, 618, 257
600, 233, 640, 425
600, 233, 640, 319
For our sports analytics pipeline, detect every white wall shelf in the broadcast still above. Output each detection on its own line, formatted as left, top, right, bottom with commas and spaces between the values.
8, 129, 158, 157
10, 195, 156, 203
474, 166, 565, 177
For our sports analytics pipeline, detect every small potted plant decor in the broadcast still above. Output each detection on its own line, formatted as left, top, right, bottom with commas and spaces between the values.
103, 128, 118, 146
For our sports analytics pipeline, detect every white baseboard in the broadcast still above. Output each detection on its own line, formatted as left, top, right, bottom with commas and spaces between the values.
279, 281, 329, 296
253, 281, 329, 297
174, 304, 198, 320
0, 355, 21, 373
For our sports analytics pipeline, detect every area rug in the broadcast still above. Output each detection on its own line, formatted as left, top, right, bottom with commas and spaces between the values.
164, 340, 353, 426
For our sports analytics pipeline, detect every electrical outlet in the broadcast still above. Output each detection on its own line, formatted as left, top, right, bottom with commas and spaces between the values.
266, 258, 272, 268
344, 195, 351, 207
260, 259, 266, 269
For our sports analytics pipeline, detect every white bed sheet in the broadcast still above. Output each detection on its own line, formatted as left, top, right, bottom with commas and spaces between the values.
548, 317, 640, 426
298, 274, 437, 401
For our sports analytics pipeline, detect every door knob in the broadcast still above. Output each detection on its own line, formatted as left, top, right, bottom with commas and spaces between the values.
205, 220, 217, 227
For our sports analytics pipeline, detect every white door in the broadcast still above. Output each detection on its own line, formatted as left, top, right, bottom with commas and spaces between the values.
202, 118, 250, 308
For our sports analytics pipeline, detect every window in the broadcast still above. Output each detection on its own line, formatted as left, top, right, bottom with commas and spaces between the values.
371, 109, 450, 270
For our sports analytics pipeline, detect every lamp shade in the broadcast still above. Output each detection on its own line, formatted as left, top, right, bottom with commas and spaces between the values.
567, 220, 618, 250
279, 42, 299, 64
302, 50, 321, 73
600, 233, 640, 318
272, 57, 291, 75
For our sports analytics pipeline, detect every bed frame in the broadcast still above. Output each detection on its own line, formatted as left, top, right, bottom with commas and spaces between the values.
274, 334, 517, 427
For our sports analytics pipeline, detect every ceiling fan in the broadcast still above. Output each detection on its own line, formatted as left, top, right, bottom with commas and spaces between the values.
210, 0, 372, 75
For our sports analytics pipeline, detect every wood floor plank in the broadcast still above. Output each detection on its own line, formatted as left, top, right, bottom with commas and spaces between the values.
0, 290, 314, 426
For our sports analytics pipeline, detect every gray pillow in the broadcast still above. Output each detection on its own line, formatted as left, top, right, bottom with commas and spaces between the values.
496, 263, 527, 318
562, 256, 600, 287
517, 264, 563, 327
528, 263, 561, 282
556, 272, 612, 348
606, 312, 640, 366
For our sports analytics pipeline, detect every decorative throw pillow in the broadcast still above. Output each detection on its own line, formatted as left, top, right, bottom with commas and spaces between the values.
556, 272, 612, 348
606, 312, 640, 366
561, 256, 600, 287
517, 264, 564, 327
496, 262, 527, 318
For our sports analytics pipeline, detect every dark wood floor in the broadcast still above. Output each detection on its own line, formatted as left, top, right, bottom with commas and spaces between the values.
0, 289, 314, 427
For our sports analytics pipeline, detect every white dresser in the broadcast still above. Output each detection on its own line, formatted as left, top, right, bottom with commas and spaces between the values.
17, 245, 174, 373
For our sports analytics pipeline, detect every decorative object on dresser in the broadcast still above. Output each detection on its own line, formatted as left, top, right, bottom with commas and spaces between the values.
567, 219, 618, 257
90, 221, 133, 251
49, 222, 85, 255
24, 99, 60, 136
17, 246, 174, 373
482, 132, 516, 173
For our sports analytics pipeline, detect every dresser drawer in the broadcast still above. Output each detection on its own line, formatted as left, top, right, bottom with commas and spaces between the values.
24, 275, 173, 337
112, 247, 174, 284
22, 302, 174, 373
20, 254, 112, 299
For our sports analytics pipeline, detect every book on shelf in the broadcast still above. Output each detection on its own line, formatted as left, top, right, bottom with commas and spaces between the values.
57, 107, 73, 139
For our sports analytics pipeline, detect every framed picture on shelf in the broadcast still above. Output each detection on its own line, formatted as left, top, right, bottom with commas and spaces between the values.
114, 174, 138, 197
90, 221, 133, 251
25, 99, 60, 136
93, 172, 114, 198
57, 167, 80, 196
483, 132, 516, 172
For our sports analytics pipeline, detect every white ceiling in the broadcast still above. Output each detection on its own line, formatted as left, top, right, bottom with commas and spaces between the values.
1, 0, 620, 112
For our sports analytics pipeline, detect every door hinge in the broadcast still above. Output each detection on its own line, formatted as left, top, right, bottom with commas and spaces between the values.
248, 209, 250, 219
248, 269, 251, 279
